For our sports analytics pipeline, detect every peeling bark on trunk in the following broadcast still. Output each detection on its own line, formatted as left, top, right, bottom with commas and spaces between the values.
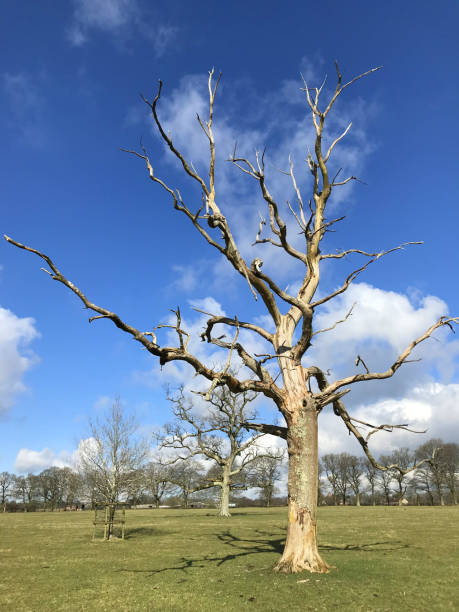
219, 470, 231, 517
274, 402, 330, 574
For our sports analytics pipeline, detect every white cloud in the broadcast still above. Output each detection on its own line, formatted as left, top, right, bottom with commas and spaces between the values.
2, 73, 48, 147
93, 395, 111, 411
308, 283, 459, 456
307, 282, 456, 405
68, 0, 139, 45
169, 264, 199, 293
67, 0, 177, 55
149, 24, 177, 58
0, 307, 39, 415
318, 381, 459, 459
14, 447, 75, 474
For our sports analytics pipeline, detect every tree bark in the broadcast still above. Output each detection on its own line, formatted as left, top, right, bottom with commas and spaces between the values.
355, 492, 360, 507
266, 487, 272, 508
274, 404, 330, 574
219, 470, 231, 517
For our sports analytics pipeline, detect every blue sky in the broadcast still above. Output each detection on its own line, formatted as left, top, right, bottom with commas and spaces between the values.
2, 0, 459, 474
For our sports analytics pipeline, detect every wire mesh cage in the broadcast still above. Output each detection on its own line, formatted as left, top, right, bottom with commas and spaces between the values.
92, 504, 126, 540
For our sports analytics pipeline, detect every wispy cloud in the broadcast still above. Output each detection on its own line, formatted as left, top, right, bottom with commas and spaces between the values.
93, 395, 112, 411
2, 72, 48, 147
67, 0, 140, 45
67, 0, 178, 56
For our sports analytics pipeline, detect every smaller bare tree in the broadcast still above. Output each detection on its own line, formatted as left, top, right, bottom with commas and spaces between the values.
249, 454, 285, 507
167, 459, 206, 508
322, 453, 352, 505
347, 456, 364, 506
380, 449, 413, 505
363, 459, 378, 506
321, 455, 340, 506
13, 475, 29, 511
441, 443, 458, 504
415, 439, 445, 505
143, 461, 175, 508
413, 465, 435, 505
161, 385, 281, 516
377, 463, 394, 505
78, 398, 148, 534
0, 472, 14, 512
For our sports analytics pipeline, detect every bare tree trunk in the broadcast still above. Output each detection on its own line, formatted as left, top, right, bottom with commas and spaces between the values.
219, 470, 231, 517
183, 491, 189, 509
274, 405, 330, 574
355, 492, 361, 507
266, 486, 272, 508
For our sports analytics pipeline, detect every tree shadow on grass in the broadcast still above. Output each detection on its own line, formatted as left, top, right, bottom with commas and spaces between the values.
320, 541, 409, 553
117, 529, 284, 577
116, 529, 409, 576
204, 512, 277, 517
125, 526, 170, 539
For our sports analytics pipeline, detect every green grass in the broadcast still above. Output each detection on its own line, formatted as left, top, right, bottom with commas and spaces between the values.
1, 506, 457, 611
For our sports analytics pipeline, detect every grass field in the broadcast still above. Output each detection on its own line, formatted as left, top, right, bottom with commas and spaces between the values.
1, 506, 458, 611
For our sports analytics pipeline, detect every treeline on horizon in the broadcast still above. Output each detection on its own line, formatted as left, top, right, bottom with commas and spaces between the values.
1, 438, 457, 512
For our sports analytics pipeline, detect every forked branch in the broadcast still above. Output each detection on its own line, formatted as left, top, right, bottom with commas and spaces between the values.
331, 394, 437, 475
3, 235, 276, 398
319, 316, 459, 397
312, 242, 423, 307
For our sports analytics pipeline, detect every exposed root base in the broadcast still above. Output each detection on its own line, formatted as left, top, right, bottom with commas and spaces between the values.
274, 557, 331, 574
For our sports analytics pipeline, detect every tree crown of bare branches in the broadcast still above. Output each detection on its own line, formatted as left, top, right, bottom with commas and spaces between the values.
5, 63, 458, 477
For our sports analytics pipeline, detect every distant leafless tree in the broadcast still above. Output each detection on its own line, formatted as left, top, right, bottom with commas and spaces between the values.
415, 439, 445, 505
161, 385, 282, 516
248, 454, 285, 507
0, 472, 14, 512
321, 454, 340, 506
377, 463, 394, 506
380, 449, 413, 505
78, 399, 148, 509
322, 453, 355, 505
347, 456, 364, 506
167, 459, 206, 508
440, 443, 458, 504
143, 461, 175, 508
363, 459, 378, 506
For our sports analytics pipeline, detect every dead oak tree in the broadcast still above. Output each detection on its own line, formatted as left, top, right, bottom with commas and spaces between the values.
5, 63, 458, 574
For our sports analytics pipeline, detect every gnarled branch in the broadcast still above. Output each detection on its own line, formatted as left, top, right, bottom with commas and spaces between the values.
319, 316, 459, 397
